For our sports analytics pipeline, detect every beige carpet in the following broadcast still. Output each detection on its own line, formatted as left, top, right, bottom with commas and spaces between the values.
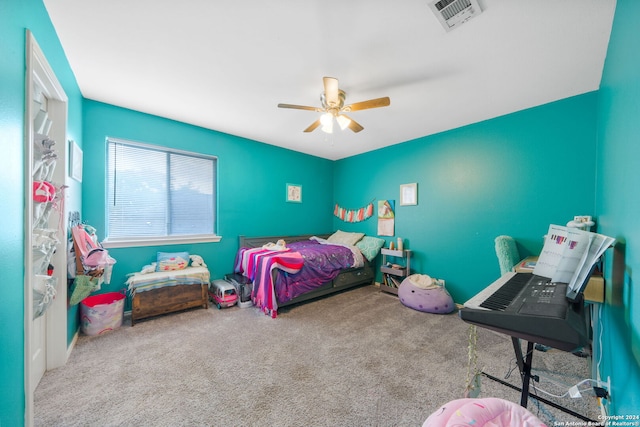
35, 285, 600, 426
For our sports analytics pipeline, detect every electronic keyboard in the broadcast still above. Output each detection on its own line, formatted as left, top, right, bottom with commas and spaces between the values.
459, 272, 589, 352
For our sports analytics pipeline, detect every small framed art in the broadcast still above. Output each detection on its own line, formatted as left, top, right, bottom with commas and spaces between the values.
69, 140, 83, 182
286, 183, 302, 203
400, 183, 417, 206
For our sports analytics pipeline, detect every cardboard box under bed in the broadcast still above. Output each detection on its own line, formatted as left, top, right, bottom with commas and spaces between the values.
126, 267, 209, 325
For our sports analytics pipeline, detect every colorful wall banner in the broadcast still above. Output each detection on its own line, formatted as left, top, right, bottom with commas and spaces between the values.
333, 202, 374, 223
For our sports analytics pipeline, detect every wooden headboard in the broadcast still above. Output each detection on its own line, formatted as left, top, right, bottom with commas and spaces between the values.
239, 234, 332, 249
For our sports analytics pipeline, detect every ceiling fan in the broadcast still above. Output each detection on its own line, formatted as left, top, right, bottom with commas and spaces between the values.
277, 77, 390, 134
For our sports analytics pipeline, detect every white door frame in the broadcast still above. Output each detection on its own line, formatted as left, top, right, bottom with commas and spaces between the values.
24, 30, 70, 426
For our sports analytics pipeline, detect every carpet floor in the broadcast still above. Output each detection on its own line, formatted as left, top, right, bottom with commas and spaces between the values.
34, 285, 601, 426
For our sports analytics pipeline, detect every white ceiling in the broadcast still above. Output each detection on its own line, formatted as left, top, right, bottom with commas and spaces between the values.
43, 0, 616, 160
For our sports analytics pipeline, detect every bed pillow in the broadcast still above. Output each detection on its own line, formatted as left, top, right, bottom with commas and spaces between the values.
356, 236, 385, 261
156, 251, 190, 271
327, 230, 365, 246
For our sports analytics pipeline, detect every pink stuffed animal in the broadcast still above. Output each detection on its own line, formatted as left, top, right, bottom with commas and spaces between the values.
423, 398, 547, 427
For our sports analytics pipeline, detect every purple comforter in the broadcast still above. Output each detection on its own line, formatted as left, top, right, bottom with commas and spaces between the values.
274, 239, 361, 304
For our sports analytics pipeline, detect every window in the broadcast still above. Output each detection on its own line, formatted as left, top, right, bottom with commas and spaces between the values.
105, 137, 218, 247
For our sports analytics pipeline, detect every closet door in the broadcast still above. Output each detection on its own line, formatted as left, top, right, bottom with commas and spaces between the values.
30, 91, 51, 390
25, 30, 69, 423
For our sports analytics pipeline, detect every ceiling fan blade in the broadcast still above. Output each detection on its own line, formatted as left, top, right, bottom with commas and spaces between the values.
341, 115, 364, 133
343, 96, 390, 112
323, 77, 340, 106
303, 119, 322, 133
278, 103, 322, 112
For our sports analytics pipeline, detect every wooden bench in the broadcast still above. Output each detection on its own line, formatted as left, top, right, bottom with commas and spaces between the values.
127, 267, 210, 325
131, 283, 208, 325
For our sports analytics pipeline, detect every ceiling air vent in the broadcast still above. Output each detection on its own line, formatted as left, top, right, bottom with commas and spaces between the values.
429, 0, 482, 32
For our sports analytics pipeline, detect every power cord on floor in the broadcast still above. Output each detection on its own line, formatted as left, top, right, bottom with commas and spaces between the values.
531, 378, 598, 399
503, 341, 608, 401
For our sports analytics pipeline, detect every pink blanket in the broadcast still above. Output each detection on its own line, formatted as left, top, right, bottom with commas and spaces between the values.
234, 247, 304, 317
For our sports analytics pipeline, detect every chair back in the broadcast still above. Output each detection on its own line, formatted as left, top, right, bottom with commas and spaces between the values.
494, 235, 520, 275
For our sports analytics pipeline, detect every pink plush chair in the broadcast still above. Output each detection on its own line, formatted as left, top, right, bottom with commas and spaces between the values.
423, 398, 547, 427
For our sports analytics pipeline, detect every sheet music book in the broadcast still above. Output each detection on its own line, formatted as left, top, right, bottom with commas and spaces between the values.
533, 224, 615, 298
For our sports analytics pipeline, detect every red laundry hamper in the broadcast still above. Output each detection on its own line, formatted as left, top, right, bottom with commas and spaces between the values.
80, 292, 125, 336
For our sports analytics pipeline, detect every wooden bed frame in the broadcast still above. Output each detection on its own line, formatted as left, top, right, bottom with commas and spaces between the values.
238, 234, 374, 308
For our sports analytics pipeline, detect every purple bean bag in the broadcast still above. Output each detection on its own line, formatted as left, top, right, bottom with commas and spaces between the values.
398, 274, 454, 314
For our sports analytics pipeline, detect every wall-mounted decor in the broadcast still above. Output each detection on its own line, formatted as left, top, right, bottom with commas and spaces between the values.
377, 199, 395, 236
400, 183, 417, 206
69, 140, 83, 182
334, 201, 374, 222
286, 183, 302, 203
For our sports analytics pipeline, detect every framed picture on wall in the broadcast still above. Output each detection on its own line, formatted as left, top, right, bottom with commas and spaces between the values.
286, 183, 302, 203
69, 140, 83, 182
400, 183, 417, 206
377, 199, 395, 236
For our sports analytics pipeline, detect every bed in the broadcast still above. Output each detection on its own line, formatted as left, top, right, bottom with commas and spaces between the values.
126, 264, 210, 325
236, 232, 381, 317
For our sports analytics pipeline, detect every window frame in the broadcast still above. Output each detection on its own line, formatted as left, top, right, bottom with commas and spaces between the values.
102, 137, 220, 249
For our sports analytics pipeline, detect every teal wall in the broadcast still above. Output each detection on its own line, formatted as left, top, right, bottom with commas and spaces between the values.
595, 0, 640, 415
333, 93, 598, 303
0, 0, 83, 425
82, 100, 334, 301
2, 0, 639, 424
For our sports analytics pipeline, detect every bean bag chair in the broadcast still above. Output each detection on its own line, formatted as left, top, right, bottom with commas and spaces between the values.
423, 397, 547, 427
398, 274, 454, 314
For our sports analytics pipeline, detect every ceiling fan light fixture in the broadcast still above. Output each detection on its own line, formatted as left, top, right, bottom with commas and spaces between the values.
277, 77, 390, 134
336, 115, 351, 131
320, 112, 334, 133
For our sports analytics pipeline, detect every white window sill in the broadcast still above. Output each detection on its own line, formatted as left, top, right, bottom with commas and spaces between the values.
101, 234, 222, 249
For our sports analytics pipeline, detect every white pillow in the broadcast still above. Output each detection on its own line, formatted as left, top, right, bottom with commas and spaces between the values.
327, 230, 365, 246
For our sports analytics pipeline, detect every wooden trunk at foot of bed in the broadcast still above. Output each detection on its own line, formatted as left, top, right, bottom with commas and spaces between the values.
131, 284, 208, 326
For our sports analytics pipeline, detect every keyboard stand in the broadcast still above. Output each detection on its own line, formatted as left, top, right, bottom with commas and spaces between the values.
480, 337, 597, 423
512, 338, 535, 407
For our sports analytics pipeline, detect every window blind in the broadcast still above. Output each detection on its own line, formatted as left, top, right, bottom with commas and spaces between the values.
107, 138, 216, 239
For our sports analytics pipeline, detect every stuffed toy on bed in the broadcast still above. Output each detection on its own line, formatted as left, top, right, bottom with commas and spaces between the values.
422, 398, 547, 427
189, 254, 207, 268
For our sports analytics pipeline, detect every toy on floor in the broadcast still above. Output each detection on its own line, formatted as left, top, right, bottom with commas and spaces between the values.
209, 279, 238, 309
398, 274, 454, 314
